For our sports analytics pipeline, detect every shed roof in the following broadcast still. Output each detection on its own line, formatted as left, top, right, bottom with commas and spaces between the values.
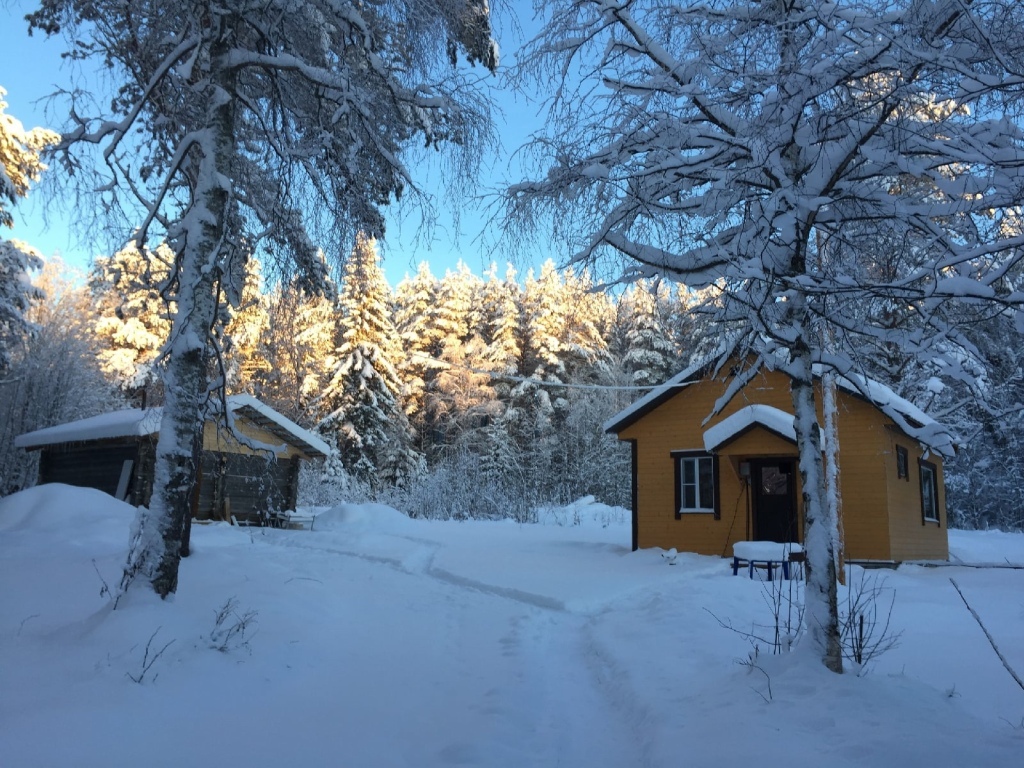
15, 396, 330, 459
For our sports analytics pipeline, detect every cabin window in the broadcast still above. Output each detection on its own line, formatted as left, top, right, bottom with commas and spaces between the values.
919, 459, 939, 524
896, 446, 909, 480
673, 452, 718, 517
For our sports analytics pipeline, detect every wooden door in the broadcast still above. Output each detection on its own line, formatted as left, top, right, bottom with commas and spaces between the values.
752, 459, 798, 543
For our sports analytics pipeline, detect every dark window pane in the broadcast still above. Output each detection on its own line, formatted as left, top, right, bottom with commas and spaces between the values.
684, 485, 696, 509
761, 466, 788, 496
921, 465, 937, 519
683, 459, 695, 485
897, 447, 908, 479
698, 459, 714, 509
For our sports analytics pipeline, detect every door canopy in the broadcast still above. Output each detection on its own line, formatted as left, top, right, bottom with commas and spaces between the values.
703, 405, 797, 452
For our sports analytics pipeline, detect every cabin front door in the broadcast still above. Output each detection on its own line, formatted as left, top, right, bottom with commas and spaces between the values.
752, 459, 798, 543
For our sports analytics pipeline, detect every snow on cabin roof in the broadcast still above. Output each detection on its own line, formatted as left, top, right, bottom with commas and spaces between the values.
601, 356, 709, 434
15, 396, 330, 458
703, 405, 796, 452
604, 355, 955, 457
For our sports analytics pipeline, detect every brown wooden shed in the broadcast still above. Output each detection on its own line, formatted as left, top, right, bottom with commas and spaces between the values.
605, 360, 952, 564
15, 395, 329, 523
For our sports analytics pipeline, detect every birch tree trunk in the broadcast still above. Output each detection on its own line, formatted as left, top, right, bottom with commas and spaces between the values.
789, 336, 842, 673
148, 45, 237, 598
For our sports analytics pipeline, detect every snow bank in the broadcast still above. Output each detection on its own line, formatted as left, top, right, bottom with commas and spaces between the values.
0, 483, 135, 538
535, 496, 629, 528
1, 484, 1022, 766
313, 501, 420, 534
949, 527, 1024, 566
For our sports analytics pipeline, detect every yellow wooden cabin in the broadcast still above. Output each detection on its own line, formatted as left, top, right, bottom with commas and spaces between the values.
605, 361, 951, 564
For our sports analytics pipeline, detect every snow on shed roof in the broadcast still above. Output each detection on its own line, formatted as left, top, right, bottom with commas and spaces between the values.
14, 408, 163, 449
223, 395, 330, 458
15, 396, 330, 458
702, 405, 796, 452
604, 355, 954, 456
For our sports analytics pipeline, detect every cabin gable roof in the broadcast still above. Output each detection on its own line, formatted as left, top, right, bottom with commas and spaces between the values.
605, 356, 954, 457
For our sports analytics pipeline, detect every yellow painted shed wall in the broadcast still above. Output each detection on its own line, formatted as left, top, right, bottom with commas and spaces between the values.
201, 418, 304, 459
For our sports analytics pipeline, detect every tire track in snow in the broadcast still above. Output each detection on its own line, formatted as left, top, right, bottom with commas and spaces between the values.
486, 608, 660, 768
575, 613, 660, 768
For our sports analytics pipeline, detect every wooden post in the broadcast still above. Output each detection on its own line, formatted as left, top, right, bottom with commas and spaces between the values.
286, 455, 301, 511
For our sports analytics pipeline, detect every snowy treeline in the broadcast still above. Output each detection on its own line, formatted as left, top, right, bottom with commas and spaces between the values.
2, 234, 705, 514
4, 232, 1023, 529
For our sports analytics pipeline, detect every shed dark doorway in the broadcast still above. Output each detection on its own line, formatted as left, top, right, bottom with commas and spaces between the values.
752, 459, 798, 543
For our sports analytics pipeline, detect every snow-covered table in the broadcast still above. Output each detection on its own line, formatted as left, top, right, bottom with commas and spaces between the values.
731, 541, 804, 580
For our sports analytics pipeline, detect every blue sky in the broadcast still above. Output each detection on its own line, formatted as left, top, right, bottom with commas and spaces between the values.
1, 1, 550, 286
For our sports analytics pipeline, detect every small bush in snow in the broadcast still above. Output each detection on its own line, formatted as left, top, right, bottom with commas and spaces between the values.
717, 566, 901, 670
125, 627, 175, 684
207, 597, 258, 654
839, 570, 901, 672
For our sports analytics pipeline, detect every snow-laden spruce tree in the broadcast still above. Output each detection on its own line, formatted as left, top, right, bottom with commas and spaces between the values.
481, 263, 523, 391
0, 87, 57, 372
394, 261, 441, 434
28, 0, 497, 596
428, 333, 502, 454
422, 261, 485, 451
254, 277, 338, 426
319, 233, 423, 488
618, 281, 679, 387
507, 0, 1024, 672
220, 258, 269, 395
89, 244, 175, 406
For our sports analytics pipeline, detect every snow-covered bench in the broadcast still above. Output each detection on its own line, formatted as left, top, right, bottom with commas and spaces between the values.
270, 510, 317, 530
732, 541, 804, 580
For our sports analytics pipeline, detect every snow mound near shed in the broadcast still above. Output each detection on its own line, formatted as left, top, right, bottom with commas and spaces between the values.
0, 483, 136, 535
314, 501, 419, 534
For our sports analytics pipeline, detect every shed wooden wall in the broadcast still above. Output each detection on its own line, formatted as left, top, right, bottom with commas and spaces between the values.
829, 394, 892, 562
38, 441, 141, 500
196, 451, 296, 522
884, 433, 949, 561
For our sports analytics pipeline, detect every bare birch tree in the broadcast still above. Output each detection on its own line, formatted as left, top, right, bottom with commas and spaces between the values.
506, 0, 1024, 671
28, 0, 497, 596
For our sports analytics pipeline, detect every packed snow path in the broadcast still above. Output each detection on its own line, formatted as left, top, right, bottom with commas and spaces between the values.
2, 488, 1023, 767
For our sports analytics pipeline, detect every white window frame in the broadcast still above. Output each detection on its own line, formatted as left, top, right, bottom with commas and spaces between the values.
679, 455, 716, 514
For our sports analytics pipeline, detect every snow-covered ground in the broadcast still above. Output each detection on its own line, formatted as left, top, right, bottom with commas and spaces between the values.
1, 486, 1022, 767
